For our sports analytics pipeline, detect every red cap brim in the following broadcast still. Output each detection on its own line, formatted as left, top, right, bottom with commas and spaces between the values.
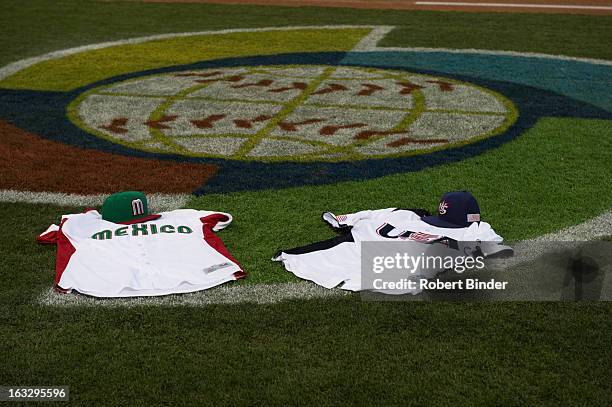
118, 214, 162, 225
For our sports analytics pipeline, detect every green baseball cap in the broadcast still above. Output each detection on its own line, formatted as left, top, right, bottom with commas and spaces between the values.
101, 191, 161, 224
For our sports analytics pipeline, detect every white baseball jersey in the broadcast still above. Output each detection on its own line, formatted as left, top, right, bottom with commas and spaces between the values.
273, 208, 508, 294
37, 209, 245, 297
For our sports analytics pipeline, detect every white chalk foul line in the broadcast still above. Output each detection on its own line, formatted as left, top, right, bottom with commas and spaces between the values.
487, 210, 612, 271
351, 26, 395, 51
363, 46, 612, 66
38, 282, 351, 307
0, 190, 190, 213
38, 209, 612, 307
415, 2, 612, 11
1, 24, 611, 84
351, 24, 612, 65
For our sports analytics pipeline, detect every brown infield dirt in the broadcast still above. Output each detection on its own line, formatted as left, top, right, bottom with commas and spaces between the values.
138, 0, 612, 15
0, 120, 218, 195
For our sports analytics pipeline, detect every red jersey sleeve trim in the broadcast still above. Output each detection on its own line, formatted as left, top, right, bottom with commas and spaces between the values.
200, 214, 245, 279
55, 226, 76, 287
40, 219, 76, 289
37, 229, 59, 245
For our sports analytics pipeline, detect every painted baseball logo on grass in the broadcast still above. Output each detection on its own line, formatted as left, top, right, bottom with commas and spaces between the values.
69, 65, 516, 161
0, 26, 610, 193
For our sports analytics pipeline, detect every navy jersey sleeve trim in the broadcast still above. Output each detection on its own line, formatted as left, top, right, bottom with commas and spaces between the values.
274, 232, 355, 258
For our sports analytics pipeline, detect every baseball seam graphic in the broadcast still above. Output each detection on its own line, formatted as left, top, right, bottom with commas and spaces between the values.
67, 65, 517, 162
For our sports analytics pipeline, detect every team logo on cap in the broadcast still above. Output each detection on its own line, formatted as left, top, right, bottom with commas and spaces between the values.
131, 199, 145, 216
438, 201, 448, 215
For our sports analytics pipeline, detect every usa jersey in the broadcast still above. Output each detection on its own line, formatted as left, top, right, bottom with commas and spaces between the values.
37, 209, 245, 297
273, 208, 507, 293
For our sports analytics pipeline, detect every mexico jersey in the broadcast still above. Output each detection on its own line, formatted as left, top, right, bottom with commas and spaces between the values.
273, 208, 508, 293
37, 209, 245, 297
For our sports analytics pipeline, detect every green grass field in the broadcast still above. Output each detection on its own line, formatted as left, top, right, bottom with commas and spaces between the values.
1, 0, 611, 404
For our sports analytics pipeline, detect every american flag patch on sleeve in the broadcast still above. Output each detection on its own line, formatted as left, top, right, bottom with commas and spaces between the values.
405, 231, 442, 243
467, 214, 481, 222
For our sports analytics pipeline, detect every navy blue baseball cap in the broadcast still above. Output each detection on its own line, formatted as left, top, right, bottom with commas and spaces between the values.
422, 191, 481, 228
